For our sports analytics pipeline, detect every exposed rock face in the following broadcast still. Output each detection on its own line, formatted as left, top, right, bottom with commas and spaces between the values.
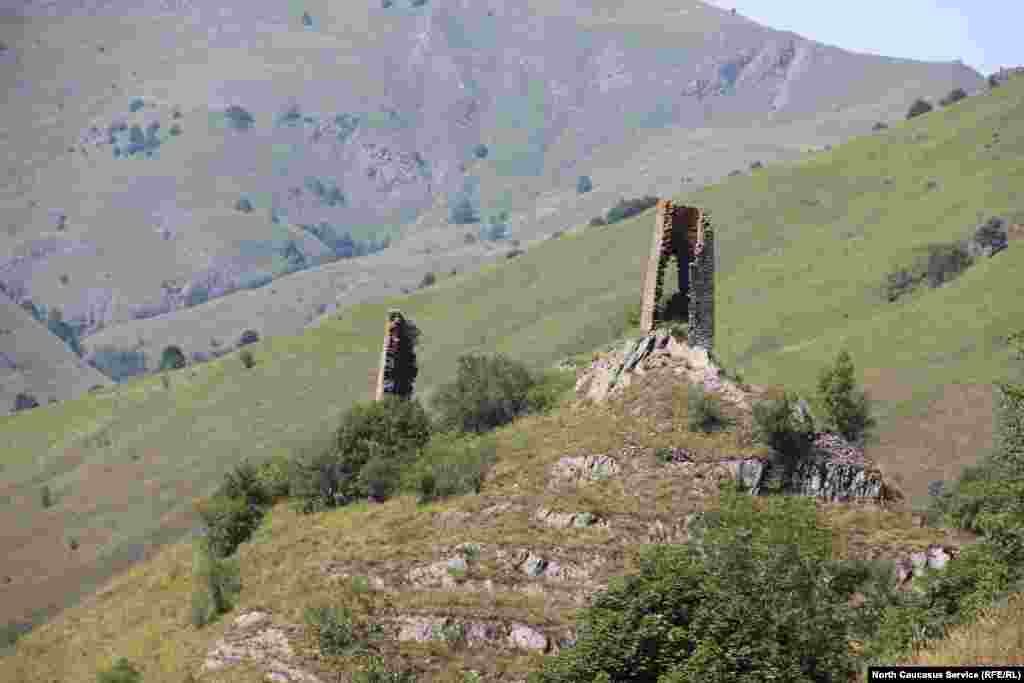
203, 611, 323, 683
784, 454, 884, 501
391, 615, 551, 652
549, 454, 621, 488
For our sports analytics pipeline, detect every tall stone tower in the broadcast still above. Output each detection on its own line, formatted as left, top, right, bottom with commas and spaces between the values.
639, 200, 715, 350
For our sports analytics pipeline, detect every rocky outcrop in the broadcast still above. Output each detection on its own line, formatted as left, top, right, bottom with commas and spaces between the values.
390, 614, 553, 653
203, 611, 323, 683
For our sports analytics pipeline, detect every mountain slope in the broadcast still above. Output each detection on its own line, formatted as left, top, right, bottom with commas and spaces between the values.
1, 73, 1022, 649
0, 0, 982, 397
0, 295, 111, 412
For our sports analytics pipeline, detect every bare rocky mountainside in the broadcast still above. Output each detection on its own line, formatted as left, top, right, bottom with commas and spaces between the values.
0, 0, 982, 407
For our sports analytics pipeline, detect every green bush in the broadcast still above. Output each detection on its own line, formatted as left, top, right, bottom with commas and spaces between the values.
419, 271, 436, 289
291, 398, 431, 511
40, 485, 52, 508
158, 345, 186, 371
190, 538, 242, 628
529, 488, 858, 683
906, 98, 933, 119
687, 384, 728, 433
816, 349, 875, 446
359, 455, 402, 501
753, 392, 815, 479
194, 494, 263, 558
96, 657, 143, 683
406, 433, 497, 504
473, 143, 488, 159
432, 354, 536, 433
240, 350, 255, 369
218, 459, 272, 507
254, 455, 293, 500
524, 368, 576, 415
576, 175, 593, 194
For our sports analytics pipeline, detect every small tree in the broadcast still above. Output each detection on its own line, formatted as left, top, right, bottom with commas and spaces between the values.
224, 105, 255, 131
240, 350, 255, 369
40, 485, 53, 508
906, 98, 933, 119
576, 175, 593, 194
473, 143, 489, 159
301, 11, 313, 26
234, 197, 253, 213
432, 354, 537, 433
159, 345, 187, 371
419, 272, 436, 289
816, 349, 875, 445
449, 196, 479, 225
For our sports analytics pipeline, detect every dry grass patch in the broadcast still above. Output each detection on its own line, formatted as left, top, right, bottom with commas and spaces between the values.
903, 592, 1024, 666
819, 502, 973, 561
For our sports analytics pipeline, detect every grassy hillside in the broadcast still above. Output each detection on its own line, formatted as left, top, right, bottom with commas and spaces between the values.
0, 0, 981, 391
1, 71, 1023, 658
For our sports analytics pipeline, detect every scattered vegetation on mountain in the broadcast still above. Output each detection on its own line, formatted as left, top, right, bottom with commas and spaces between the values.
940, 88, 968, 106
906, 98, 934, 119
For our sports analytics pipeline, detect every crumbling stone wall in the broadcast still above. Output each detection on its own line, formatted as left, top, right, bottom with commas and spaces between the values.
639, 200, 715, 350
374, 309, 419, 401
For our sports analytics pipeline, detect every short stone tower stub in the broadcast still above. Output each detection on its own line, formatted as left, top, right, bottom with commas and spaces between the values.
374, 309, 417, 401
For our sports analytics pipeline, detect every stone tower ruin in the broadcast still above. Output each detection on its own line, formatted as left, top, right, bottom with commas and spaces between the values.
639, 200, 715, 350
374, 309, 419, 401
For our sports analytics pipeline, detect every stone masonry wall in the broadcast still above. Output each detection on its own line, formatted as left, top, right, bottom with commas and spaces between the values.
687, 210, 714, 350
374, 309, 417, 401
639, 200, 715, 351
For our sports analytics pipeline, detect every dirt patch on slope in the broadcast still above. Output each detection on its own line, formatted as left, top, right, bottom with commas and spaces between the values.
867, 383, 995, 506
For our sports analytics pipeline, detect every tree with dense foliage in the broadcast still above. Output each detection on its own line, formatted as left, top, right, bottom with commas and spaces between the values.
432, 353, 537, 433
816, 349, 875, 446
576, 175, 593, 193
291, 397, 432, 511
159, 345, 187, 371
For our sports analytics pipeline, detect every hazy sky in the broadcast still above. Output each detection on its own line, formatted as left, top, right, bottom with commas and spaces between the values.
707, 0, 1020, 76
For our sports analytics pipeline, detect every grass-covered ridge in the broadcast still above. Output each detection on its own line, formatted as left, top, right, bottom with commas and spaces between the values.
2, 74, 1024, 659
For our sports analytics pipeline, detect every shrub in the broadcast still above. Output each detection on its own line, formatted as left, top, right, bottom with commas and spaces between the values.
59, 274, 69, 285
576, 175, 593, 194
169, 123, 182, 136
292, 398, 431, 510
240, 350, 255, 369
419, 271, 436, 289
872, 121, 889, 131
473, 143, 488, 159
588, 216, 606, 227
505, 248, 524, 259
604, 195, 659, 224
906, 98, 933, 119
749, 160, 764, 170
13, 392, 39, 412
96, 657, 143, 683
463, 232, 477, 245
816, 349, 875, 446
524, 368, 576, 415
988, 74, 1000, 88
406, 433, 497, 503
924, 241, 973, 287
528, 488, 859, 683
254, 454, 292, 500
622, 303, 642, 330
234, 197, 253, 213
939, 87, 968, 106
224, 105, 255, 131
687, 384, 728, 433
190, 538, 242, 628
753, 392, 815, 476
218, 460, 273, 507
432, 354, 537, 433
128, 98, 144, 112
159, 345, 186, 371
194, 494, 263, 558
301, 10, 312, 26
40, 485, 52, 508
237, 329, 260, 347
359, 455, 402, 501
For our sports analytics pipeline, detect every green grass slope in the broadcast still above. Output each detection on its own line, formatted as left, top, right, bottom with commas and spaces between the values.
1, 73, 1023, 643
